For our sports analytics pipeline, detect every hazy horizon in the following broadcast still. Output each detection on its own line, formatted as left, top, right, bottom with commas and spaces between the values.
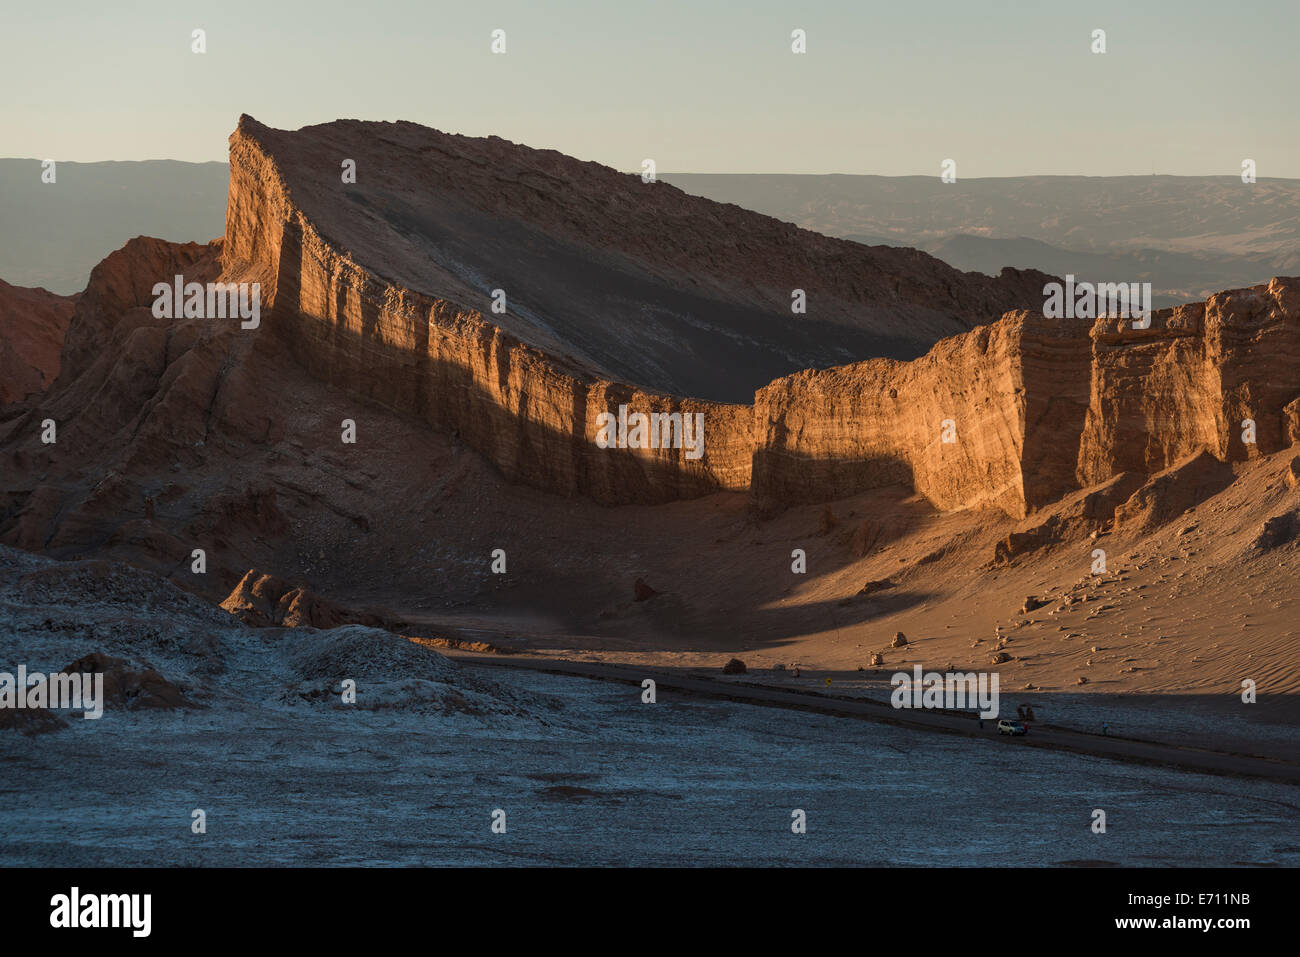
10, 155, 1300, 181
5, 0, 1299, 176
10, 155, 1300, 180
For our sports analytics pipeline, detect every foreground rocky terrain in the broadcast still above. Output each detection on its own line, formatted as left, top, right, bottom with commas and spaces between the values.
1, 546, 1295, 866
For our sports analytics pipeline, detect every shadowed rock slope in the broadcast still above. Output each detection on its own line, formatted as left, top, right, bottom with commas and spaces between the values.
0, 279, 76, 404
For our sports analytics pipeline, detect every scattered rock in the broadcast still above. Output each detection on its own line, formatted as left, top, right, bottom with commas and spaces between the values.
890, 631, 907, 648
633, 578, 660, 602
722, 658, 746, 674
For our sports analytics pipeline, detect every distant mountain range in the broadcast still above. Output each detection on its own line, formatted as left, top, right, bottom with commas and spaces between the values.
4, 159, 1297, 309
0, 159, 227, 293
664, 173, 1300, 308
839, 233, 1291, 309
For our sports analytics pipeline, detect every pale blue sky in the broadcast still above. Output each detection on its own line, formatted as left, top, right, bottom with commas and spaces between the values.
3, 0, 1294, 175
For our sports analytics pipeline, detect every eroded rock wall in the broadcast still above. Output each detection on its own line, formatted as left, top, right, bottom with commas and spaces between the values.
752, 283, 1300, 519
228, 122, 751, 504
219, 116, 1300, 517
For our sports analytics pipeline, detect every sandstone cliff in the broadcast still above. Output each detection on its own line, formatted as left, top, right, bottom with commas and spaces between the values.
218, 116, 1071, 506
753, 278, 1300, 518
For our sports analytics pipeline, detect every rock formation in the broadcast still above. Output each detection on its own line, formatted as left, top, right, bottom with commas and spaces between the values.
221, 115, 1053, 505
3, 115, 1300, 615
221, 568, 384, 629
753, 280, 1300, 518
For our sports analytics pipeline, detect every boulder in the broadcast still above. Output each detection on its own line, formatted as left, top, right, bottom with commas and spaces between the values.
1020, 595, 1047, 614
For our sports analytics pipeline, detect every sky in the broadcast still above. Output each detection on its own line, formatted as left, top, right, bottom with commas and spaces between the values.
3, 0, 1296, 176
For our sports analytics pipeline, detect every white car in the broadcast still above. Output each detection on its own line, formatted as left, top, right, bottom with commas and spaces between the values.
997, 719, 1027, 736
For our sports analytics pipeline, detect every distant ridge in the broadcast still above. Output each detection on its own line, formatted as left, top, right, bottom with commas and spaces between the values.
0, 158, 227, 294
6, 157, 1296, 307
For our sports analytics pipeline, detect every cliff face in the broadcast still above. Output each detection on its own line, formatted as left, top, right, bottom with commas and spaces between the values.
751, 314, 1091, 518
218, 115, 1074, 505
753, 278, 1300, 518
1080, 280, 1300, 484
227, 126, 751, 503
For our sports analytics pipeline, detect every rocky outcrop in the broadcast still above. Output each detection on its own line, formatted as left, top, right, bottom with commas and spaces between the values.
221, 115, 1057, 505
221, 569, 384, 629
1112, 450, 1236, 534
1078, 281, 1300, 481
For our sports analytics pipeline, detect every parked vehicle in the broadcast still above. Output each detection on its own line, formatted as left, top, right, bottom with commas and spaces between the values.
997, 719, 1027, 736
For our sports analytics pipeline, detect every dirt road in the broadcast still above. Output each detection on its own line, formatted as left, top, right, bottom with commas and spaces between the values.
448, 652, 1300, 786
